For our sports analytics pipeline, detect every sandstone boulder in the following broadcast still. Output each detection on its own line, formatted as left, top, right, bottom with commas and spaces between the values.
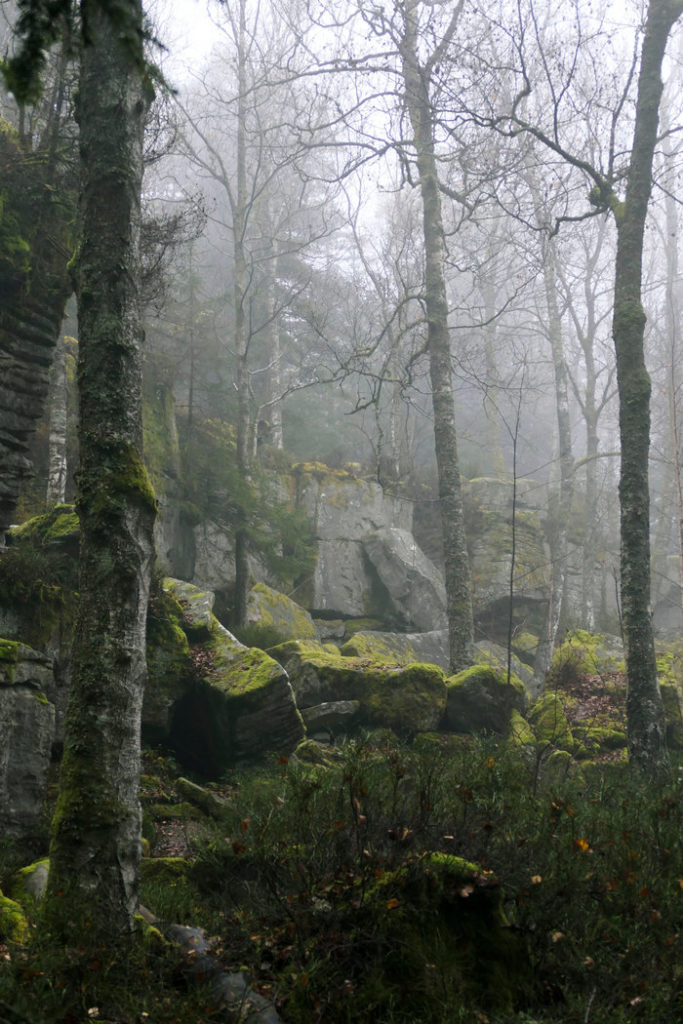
362, 527, 447, 632
444, 665, 527, 735
164, 580, 304, 776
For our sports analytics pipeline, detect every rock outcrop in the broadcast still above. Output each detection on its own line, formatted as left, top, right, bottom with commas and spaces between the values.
297, 469, 412, 619
164, 580, 304, 775
362, 527, 447, 631
0, 641, 55, 839
270, 640, 447, 734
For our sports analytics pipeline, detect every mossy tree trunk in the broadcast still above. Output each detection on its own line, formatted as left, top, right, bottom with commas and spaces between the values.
610, 0, 682, 775
398, 0, 474, 672
43, 0, 156, 943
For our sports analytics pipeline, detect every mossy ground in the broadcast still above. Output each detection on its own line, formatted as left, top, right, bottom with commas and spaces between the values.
1, 739, 680, 1023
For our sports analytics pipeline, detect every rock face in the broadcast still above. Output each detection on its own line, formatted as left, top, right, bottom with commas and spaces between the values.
0, 641, 55, 839
363, 527, 447, 631
297, 471, 412, 619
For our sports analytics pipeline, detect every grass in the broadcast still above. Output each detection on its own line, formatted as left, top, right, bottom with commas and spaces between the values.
0, 737, 681, 1023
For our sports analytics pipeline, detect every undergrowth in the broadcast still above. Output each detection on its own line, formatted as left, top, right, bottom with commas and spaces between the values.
0, 737, 680, 1023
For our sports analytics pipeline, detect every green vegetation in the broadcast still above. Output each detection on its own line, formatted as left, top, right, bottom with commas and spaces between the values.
1, 739, 680, 1023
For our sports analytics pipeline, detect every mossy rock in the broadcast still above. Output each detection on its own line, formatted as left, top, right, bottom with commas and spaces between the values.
363, 852, 532, 1014
507, 708, 535, 748
572, 724, 628, 753
163, 577, 218, 641
244, 582, 318, 643
474, 640, 535, 693
10, 857, 50, 905
10, 504, 79, 551
660, 680, 683, 750
0, 507, 80, 649
545, 631, 624, 690
528, 692, 574, 751
444, 666, 527, 734
176, 777, 230, 818
511, 632, 539, 667
340, 631, 419, 663
143, 801, 202, 821
144, 585, 193, 740
0, 891, 29, 943
164, 580, 304, 776
270, 642, 447, 734
140, 856, 191, 887
293, 738, 345, 767
538, 747, 573, 785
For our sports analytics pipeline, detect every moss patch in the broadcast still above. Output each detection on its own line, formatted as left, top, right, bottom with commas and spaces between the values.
528, 692, 575, 752
0, 892, 29, 943
445, 665, 527, 734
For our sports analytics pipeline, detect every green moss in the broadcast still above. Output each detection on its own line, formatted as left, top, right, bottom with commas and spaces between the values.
85, 444, 157, 523
146, 585, 192, 696
507, 708, 535, 748
0, 892, 29, 943
244, 582, 317, 643
363, 851, 529, 1013
528, 692, 574, 751
340, 632, 418, 663
12, 504, 79, 545
572, 724, 628, 753
143, 802, 201, 821
445, 665, 527, 734
0, 638, 22, 663
209, 646, 280, 698
546, 631, 624, 690
11, 858, 50, 905
140, 857, 191, 886
511, 632, 538, 666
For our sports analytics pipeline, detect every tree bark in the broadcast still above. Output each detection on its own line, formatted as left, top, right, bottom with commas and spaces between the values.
44, 0, 156, 942
399, 0, 474, 671
531, 234, 574, 681
610, 0, 682, 774
46, 334, 68, 506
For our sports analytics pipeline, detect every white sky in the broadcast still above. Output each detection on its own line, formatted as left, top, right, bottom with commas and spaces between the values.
156, 0, 215, 79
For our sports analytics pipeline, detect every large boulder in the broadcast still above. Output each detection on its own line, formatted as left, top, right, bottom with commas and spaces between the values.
341, 629, 450, 669
296, 468, 412, 618
164, 580, 304, 776
270, 640, 447, 734
246, 582, 318, 643
362, 527, 447, 632
444, 665, 527, 735
0, 640, 55, 839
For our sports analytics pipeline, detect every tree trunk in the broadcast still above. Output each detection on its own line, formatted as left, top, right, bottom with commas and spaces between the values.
610, 0, 682, 775
232, 0, 252, 628
43, 0, 156, 942
46, 334, 68, 506
534, 234, 573, 682
399, 0, 474, 671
